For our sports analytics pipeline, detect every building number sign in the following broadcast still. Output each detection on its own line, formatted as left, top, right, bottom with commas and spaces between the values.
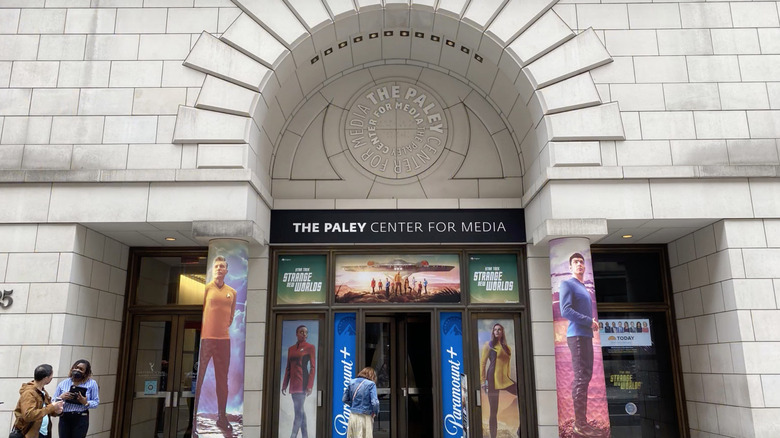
0, 289, 13, 308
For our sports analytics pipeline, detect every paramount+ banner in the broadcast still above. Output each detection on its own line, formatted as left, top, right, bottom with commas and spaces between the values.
440, 312, 466, 438
331, 313, 357, 438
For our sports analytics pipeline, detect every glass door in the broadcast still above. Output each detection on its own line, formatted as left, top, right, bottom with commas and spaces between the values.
121, 313, 202, 438
364, 314, 433, 438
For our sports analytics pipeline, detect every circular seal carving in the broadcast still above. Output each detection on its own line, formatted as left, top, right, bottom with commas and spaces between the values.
342, 81, 449, 179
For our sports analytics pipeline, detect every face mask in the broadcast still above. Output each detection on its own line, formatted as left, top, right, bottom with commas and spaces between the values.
72, 371, 84, 380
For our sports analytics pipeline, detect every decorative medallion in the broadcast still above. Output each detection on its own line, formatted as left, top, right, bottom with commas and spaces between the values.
342, 81, 449, 179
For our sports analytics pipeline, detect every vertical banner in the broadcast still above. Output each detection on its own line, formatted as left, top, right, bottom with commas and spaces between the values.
279, 320, 319, 438
440, 312, 465, 437
477, 319, 521, 437
193, 239, 248, 436
550, 238, 611, 437
331, 313, 357, 438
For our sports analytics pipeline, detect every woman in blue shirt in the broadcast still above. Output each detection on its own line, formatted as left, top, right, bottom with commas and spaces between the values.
342, 367, 380, 438
53, 360, 100, 438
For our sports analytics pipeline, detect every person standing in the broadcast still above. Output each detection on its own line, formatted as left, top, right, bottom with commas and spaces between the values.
282, 325, 316, 438
12, 364, 64, 438
384, 279, 390, 298
423, 278, 428, 294
342, 367, 380, 438
54, 360, 99, 438
393, 272, 402, 296
194, 255, 237, 431
370, 278, 376, 294
559, 253, 599, 437
480, 323, 518, 438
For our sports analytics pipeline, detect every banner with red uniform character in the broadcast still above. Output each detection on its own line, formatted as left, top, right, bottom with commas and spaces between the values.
278, 319, 319, 438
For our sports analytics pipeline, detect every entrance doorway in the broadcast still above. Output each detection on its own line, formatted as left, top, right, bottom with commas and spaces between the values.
363, 314, 434, 438
119, 313, 202, 438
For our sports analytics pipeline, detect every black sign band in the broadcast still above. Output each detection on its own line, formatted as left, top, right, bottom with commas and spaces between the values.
270, 209, 525, 244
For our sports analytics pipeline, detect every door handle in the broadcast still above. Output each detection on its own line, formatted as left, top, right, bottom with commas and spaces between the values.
172, 392, 178, 408
317, 390, 322, 407
402, 387, 407, 397
165, 391, 172, 408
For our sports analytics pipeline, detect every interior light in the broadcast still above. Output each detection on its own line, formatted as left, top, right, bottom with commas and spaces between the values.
165, 237, 176, 241
622, 234, 633, 239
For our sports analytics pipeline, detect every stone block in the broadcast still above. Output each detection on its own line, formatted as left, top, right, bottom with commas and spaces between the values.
524, 29, 611, 89
103, 116, 157, 144
628, 4, 681, 29
717, 219, 769, 249
0, 35, 39, 61
712, 29, 760, 55
173, 106, 251, 143
605, 30, 658, 56
78, 88, 134, 115
504, 10, 573, 66
22, 144, 72, 170
740, 55, 780, 82
708, 249, 747, 283
663, 83, 720, 111
233, 0, 308, 48
49, 183, 150, 223
634, 56, 687, 83
683, 373, 704, 401
758, 29, 780, 54
688, 257, 710, 288
138, 34, 191, 61
610, 84, 664, 111
650, 179, 753, 219
694, 226, 717, 258
743, 249, 780, 278
50, 116, 104, 144
694, 111, 750, 140
615, 140, 671, 166
1, 117, 52, 145
639, 112, 695, 140
590, 56, 634, 84
5, 252, 59, 282
746, 111, 780, 138
18, 8, 66, 34
702, 374, 726, 404
184, 32, 270, 92
657, 29, 713, 56
126, 143, 182, 169
167, 7, 218, 34
196, 75, 260, 117
0, 89, 31, 116
9, 61, 58, 88
65, 8, 116, 34
220, 12, 289, 68
115, 8, 168, 34
682, 288, 704, 316
688, 56, 741, 82
536, 73, 600, 115
690, 345, 711, 373
743, 343, 780, 374
85, 35, 139, 60
676, 236, 696, 265
58, 61, 111, 88
0, 62, 10, 87
731, 2, 780, 28
680, 3, 733, 29
544, 102, 624, 141
0, 224, 36, 252
727, 139, 779, 165
35, 224, 81, 252
719, 83, 770, 110
38, 35, 87, 61
162, 60, 207, 87
133, 88, 187, 115
196, 143, 249, 168
547, 141, 601, 166
0, 184, 51, 222
0, 9, 20, 34
577, 4, 628, 30
72, 144, 128, 170
109, 61, 163, 87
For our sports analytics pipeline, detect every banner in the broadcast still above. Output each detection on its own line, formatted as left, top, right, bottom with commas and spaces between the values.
468, 253, 520, 304
476, 319, 521, 437
334, 254, 461, 303
440, 312, 465, 437
550, 238, 611, 437
331, 313, 357, 438
193, 239, 248, 436
279, 319, 319, 438
276, 254, 327, 304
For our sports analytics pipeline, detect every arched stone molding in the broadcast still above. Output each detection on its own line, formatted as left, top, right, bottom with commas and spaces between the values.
172, 0, 625, 202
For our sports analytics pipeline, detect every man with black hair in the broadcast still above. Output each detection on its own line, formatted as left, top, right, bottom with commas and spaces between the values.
13, 364, 64, 438
559, 253, 600, 437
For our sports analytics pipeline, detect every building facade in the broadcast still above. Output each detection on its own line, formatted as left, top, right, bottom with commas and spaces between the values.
0, 0, 779, 437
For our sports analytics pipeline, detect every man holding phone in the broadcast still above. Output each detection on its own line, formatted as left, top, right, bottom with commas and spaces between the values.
54, 360, 100, 438
11, 364, 64, 438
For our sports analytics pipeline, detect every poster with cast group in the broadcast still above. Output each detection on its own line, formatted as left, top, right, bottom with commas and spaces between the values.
334, 254, 461, 303
276, 255, 327, 305
468, 254, 520, 304
549, 238, 611, 437
476, 318, 521, 438
193, 240, 248, 437
278, 320, 319, 438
